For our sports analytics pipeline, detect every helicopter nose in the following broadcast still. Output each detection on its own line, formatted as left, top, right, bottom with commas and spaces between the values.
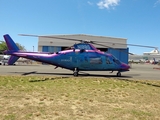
121, 63, 130, 70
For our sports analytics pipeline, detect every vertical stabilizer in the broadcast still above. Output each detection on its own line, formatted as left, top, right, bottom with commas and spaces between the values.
3, 34, 19, 51
3, 34, 20, 65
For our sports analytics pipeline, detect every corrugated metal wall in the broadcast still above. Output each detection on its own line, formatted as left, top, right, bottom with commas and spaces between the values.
107, 48, 129, 64
42, 46, 61, 53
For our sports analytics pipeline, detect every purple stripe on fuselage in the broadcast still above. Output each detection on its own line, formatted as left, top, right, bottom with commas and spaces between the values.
13, 52, 58, 57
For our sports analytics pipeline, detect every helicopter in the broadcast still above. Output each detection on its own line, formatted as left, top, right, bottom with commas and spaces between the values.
2, 34, 157, 77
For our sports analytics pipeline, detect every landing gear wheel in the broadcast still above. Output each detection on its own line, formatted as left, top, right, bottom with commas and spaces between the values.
73, 71, 78, 77
117, 72, 121, 77
73, 68, 79, 77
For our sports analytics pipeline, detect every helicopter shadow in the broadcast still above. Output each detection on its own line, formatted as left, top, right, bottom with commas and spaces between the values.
11, 71, 135, 79
79, 71, 134, 78
117, 78, 160, 88
10, 71, 160, 88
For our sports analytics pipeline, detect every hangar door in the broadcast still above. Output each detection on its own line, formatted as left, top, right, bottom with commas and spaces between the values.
107, 48, 129, 64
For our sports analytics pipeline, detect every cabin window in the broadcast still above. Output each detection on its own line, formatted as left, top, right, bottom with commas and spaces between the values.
90, 57, 102, 64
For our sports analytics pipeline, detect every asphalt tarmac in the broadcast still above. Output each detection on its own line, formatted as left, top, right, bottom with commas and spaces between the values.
0, 63, 160, 80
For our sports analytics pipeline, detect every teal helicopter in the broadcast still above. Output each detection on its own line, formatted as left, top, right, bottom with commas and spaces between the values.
3, 34, 157, 77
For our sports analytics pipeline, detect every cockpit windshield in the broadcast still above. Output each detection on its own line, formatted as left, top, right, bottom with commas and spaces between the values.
73, 43, 96, 50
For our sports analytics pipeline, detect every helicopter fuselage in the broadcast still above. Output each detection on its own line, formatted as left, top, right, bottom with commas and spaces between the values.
5, 49, 129, 72
3, 34, 130, 77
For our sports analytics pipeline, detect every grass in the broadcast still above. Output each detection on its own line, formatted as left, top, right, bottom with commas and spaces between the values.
0, 75, 160, 120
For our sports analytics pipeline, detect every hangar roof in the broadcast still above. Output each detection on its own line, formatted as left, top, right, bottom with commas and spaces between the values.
38, 34, 127, 48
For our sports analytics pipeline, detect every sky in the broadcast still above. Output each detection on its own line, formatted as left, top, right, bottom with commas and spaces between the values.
0, 0, 160, 54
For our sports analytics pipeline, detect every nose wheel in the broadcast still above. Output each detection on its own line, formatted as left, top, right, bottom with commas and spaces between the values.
73, 68, 79, 77
117, 71, 121, 77
73, 71, 78, 77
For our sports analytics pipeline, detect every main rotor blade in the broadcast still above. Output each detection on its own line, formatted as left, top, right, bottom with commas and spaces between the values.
92, 42, 134, 55
93, 41, 157, 49
92, 42, 112, 48
19, 34, 157, 49
19, 34, 83, 42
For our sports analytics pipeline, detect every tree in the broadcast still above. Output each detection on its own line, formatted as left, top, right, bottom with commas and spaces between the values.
15, 43, 26, 51
0, 40, 26, 54
0, 41, 7, 54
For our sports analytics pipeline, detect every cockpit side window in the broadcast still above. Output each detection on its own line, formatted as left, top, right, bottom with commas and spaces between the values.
116, 59, 121, 64
111, 55, 121, 64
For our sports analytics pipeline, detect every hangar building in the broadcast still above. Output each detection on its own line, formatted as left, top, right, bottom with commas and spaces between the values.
38, 34, 129, 64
